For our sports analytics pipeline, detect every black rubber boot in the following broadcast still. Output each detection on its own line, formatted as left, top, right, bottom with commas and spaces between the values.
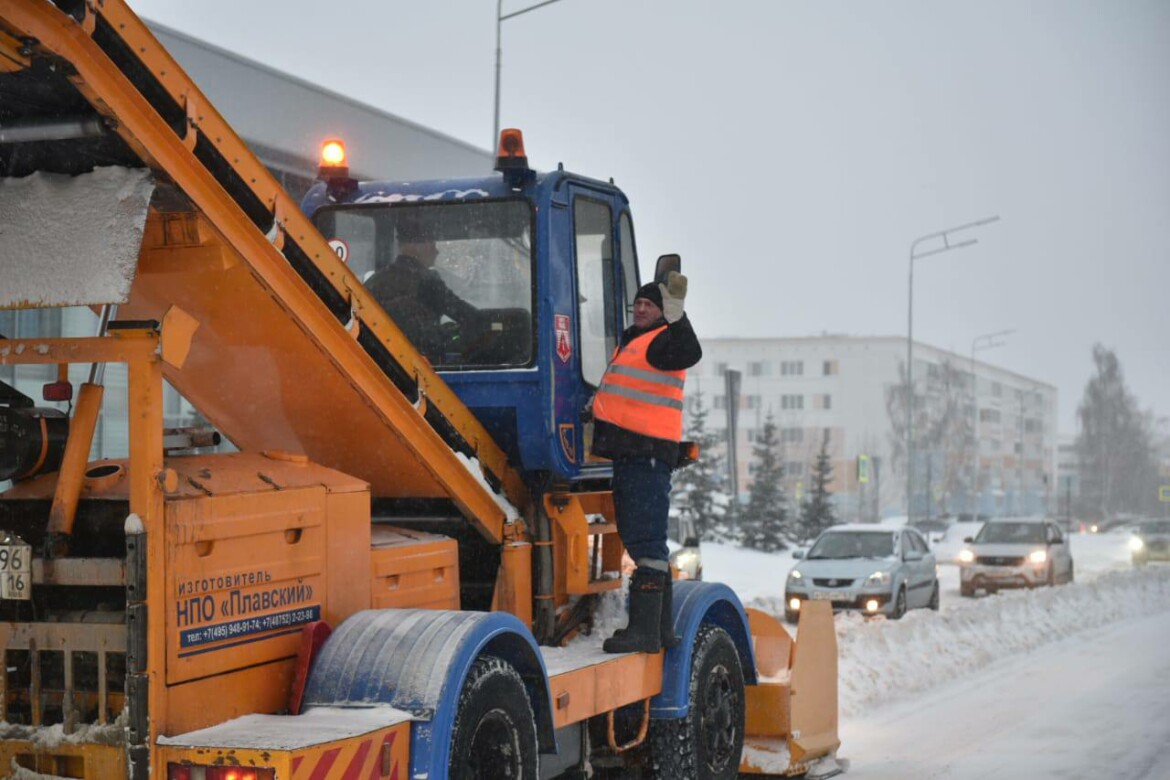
603, 569, 664, 654
660, 576, 680, 649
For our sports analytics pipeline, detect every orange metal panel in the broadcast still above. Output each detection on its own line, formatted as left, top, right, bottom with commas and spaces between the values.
165, 485, 328, 685
493, 540, 533, 627
162, 659, 295, 737
744, 682, 791, 738
788, 601, 840, 766
547, 653, 663, 729
745, 607, 793, 678
0, 741, 125, 779
369, 526, 460, 611
0, 334, 160, 366
326, 490, 374, 624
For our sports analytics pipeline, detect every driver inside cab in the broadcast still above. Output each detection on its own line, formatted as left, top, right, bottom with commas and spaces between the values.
365, 218, 478, 361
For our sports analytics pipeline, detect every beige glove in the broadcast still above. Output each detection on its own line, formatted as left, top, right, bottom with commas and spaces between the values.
659, 271, 688, 323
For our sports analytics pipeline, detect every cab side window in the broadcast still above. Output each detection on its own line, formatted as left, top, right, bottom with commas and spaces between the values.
574, 198, 616, 387
618, 212, 639, 327
1047, 524, 1064, 544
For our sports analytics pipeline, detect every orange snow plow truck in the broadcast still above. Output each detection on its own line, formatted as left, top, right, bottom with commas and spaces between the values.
0, 2, 841, 778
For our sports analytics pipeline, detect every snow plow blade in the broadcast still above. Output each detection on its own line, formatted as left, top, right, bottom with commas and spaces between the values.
740, 601, 841, 776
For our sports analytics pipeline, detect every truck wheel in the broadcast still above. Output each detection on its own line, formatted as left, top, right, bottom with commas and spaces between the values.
449, 656, 538, 780
960, 581, 975, 598
649, 624, 744, 780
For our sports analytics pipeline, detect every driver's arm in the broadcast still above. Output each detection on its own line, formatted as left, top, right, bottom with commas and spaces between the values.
419, 273, 478, 323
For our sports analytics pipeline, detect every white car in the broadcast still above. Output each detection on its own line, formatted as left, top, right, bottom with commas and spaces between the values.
958, 518, 1074, 596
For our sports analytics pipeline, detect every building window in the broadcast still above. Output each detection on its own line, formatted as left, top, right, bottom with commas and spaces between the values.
780, 361, 804, 376
991, 381, 1003, 397
781, 427, 803, 444
714, 395, 727, 410
813, 393, 832, 410
979, 408, 1001, 423
786, 462, 806, 478
747, 361, 770, 377
1024, 419, 1043, 434
823, 359, 838, 376
714, 362, 729, 376
781, 394, 803, 410
745, 394, 761, 410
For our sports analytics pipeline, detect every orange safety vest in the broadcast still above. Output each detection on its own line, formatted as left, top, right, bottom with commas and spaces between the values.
593, 325, 686, 442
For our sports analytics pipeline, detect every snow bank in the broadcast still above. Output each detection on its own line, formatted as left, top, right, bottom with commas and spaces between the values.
833, 565, 1170, 717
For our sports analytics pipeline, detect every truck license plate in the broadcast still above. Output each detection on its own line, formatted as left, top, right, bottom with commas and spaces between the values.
0, 537, 32, 601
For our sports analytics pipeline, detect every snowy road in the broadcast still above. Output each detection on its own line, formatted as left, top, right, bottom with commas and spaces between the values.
841, 609, 1170, 779
704, 529, 1170, 778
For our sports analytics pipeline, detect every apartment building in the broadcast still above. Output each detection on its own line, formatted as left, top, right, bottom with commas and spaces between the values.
687, 336, 1058, 521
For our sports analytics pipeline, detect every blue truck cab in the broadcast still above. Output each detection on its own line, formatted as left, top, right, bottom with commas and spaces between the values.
302, 131, 645, 484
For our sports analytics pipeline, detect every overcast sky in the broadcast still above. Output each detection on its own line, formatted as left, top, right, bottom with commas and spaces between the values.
131, 0, 1169, 433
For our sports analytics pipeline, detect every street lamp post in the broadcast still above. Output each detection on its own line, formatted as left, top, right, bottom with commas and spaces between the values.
906, 215, 999, 524
493, 0, 569, 151
969, 328, 1013, 517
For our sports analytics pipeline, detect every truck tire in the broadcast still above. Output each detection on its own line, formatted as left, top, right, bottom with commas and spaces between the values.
648, 624, 744, 780
449, 655, 538, 780
960, 581, 975, 598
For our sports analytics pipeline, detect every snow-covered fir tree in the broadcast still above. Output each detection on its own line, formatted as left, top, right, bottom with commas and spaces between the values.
799, 434, 837, 541
671, 391, 727, 541
740, 412, 788, 551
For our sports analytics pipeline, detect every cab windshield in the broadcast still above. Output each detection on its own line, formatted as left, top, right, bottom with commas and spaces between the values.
313, 200, 533, 369
807, 531, 895, 560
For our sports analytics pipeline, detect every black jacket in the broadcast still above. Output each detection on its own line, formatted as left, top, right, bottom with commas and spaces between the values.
591, 314, 702, 467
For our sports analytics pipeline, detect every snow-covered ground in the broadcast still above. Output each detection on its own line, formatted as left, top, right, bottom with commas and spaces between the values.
702, 525, 1170, 776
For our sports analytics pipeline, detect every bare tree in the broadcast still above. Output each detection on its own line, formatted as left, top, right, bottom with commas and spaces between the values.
885, 359, 973, 516
1075, 345, 1158, 519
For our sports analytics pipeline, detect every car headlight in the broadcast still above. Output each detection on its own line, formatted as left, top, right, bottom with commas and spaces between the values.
787, 569, 803, 581
1028, 549, 1048, 564
958, 549, 974, 563
1129, 536, 1145, 552
866, 570, 891, 586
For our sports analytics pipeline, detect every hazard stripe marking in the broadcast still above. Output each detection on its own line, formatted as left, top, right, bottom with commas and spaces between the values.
340, 737, 373, 780
307, 747, 341, 780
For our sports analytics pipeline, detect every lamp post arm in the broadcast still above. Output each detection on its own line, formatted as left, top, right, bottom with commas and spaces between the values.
905, 214, 1000, 524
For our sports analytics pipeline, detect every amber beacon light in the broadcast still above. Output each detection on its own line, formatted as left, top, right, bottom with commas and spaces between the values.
318, 138, 348, 178
495, 128, 532, 181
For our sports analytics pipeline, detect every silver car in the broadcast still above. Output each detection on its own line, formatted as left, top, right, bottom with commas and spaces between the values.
784, 525, 939, 623
1130, 520, 1170, 565
958, 518, 1075, 596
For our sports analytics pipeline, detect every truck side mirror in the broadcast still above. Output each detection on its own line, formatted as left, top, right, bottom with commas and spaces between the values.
654, 253, 681, 283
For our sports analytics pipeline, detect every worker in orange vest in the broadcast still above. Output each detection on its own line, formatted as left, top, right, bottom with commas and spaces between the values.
592, 272, 701, 653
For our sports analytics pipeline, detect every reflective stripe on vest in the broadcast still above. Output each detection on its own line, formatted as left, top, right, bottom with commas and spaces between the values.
592, 325, 686, 442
